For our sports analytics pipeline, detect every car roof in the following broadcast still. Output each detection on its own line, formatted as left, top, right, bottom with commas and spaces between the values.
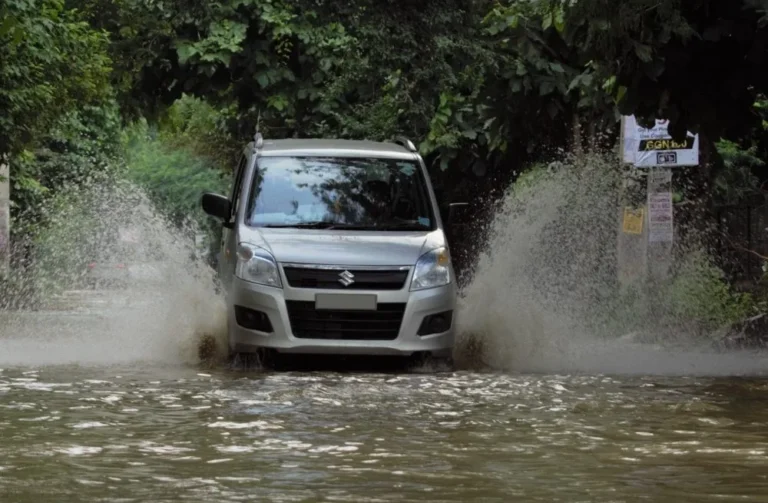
252, 138, 417, 159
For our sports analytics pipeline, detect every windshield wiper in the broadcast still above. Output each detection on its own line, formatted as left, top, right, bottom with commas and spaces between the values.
262, 221, 337, 229
261, 221, 429, 231
374, 221, 430, 231
261, 222, 375, 230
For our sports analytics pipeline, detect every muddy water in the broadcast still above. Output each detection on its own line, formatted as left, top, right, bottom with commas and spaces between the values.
2, 361, 768, 502
4, 159, 768, 501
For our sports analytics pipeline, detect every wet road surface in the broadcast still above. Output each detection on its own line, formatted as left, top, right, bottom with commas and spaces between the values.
3, 290, 768, 502
2, 364, 768, 502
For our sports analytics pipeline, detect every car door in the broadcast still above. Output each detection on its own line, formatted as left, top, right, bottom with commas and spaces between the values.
219, 153, 247, 294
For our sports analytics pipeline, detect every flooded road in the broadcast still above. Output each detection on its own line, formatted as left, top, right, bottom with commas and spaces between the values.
3, 277, 768, 503
3, 361, 768, 502
6, 145, 768, 501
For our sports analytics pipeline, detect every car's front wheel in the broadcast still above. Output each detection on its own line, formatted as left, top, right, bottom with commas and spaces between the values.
405, 351, 454, 372
227, 346, 282, 371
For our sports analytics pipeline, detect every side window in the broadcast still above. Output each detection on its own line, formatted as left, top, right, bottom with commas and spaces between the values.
229, 155, 247, 221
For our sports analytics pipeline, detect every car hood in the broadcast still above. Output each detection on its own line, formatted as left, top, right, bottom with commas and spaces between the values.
238, 227, 446, 266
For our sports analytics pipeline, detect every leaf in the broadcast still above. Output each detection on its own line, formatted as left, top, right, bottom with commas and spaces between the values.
616, 85, 628, 104
472, 159, 487, 176
633, 43, 653, 63
554, 9, 565, 33
550, 62, 565, 73
0, 15, 16, 38
176, 43, 198, 65
256, 73, 269, 88
602, 75, 616, 91
567, 75, 582, 93
542, 13, 553, 31
213, 52, 231, 66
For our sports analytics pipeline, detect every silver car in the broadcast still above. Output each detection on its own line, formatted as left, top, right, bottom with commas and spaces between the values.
202, 135, 467, 364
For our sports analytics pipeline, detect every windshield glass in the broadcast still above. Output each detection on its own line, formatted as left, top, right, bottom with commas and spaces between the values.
245, 156, 436, 230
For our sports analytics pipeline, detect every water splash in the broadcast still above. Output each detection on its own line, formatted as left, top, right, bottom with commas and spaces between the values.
454, 150, 768, 377
2, 149, 766, 376
0, 178, 228, 367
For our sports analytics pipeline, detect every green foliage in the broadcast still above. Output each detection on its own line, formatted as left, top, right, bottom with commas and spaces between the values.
714, 139, 764, 205
84, 0, 504, 171
2, 0, 121, 286
9, 103, 123, 240
123, 119, 230, 230
29, 178, 118, 293
483, 1, 618, 125
663, 252, 756, 331
554, 0, 768, 142
0, 0, 113, 158
4, 0, 768, 317
122, 118, 230, 262
709, 98, 768, 205
157, 95, 241, 172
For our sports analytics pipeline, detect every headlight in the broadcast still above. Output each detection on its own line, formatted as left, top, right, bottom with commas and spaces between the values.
410, 247, 451, 291
235, 243, 282, 288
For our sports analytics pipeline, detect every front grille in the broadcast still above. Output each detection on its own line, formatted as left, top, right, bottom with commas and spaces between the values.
285, 301, 406, 340
283, 267, 408, 290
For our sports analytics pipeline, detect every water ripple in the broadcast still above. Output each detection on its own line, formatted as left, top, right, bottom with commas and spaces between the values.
1, 367, 768, 501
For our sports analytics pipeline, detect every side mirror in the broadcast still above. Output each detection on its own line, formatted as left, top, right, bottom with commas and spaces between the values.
447, 202, 470, 224
201, 192, 232, 221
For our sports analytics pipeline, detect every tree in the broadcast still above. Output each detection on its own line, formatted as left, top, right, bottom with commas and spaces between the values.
0, 0, 113, 158
557, 0, 768, 143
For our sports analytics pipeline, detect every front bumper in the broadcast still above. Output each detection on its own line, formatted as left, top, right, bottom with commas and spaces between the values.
227, 275, 456, 357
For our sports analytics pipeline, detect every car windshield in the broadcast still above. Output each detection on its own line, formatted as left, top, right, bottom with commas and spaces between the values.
246, 156, 436, 230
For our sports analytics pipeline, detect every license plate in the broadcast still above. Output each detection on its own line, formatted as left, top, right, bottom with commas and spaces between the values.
315, 293, 377, 311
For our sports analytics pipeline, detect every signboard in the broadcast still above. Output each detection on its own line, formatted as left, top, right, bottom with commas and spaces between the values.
622, 207, 644, 235
647, 169, 674, 244
621, 115, 699, 168
648, 167, 673, 188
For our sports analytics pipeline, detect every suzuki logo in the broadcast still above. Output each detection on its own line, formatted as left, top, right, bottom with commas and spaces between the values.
338, 270, 355, 287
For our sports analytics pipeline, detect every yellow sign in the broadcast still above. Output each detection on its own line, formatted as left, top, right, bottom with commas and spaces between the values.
622, 207, 644, 235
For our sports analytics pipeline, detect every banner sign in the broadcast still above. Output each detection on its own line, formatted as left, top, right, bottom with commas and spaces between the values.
647, 169, 674, 244
622, 116, 699, 168
648, 192, 673, 243
622, 207, 644, 235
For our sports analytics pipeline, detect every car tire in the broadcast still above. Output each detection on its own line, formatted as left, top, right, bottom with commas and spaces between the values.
406, 352, 454, 372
